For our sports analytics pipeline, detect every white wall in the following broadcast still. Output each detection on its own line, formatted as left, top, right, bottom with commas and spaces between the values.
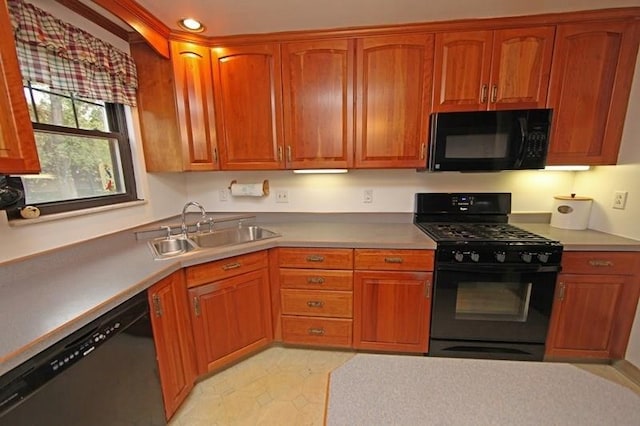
0, 1, 187, 263
185, 169, 575, 214
573, 51, 640, 366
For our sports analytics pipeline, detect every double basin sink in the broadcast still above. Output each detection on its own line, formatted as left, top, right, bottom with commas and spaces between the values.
149, 225, 280, 259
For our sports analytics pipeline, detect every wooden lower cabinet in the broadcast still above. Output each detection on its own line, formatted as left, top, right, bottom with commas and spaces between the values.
545, 251, 640, 360
187, 252, 273, 374
353, 249, 434, 353
147, 271, 197, 420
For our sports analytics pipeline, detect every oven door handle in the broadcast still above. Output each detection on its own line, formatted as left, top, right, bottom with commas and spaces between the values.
436, 264, 561, 273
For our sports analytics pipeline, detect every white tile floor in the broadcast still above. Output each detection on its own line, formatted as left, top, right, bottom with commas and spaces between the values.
169, 346, 640, 425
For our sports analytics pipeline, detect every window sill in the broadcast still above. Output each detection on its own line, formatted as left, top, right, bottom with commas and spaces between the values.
7, 199, 147, 227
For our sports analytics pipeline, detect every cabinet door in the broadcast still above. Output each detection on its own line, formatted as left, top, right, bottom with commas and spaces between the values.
356, 34, 433, 168
211, 44, 284, 170
489, 27, 554, 110
148, 271, 197, 420
189, 268, 272, 373
546, 21, 640, 165
282, 39, 354, 169
0, 0, 40, 174
545, 274, 625, 359
432, 30, 493, 112
353, 270, 432, 352
171, 41, 219, 171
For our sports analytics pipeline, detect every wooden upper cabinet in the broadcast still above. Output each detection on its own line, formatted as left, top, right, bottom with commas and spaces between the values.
0, 0, 40, 174
211, 44, 284, 170
433, 30, 493, 112
171, 42, 219, 171
490, 27, 555, 110
355, 34, 433, 168
282, 39, 354, 169
131, 41, 218, 171
546, 21, 640, 165
432, 27, 554, 112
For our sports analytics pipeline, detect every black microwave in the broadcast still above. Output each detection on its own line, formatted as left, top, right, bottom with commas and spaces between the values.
428, 109, 552, 172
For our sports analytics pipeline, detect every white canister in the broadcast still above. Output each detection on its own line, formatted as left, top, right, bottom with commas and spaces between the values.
550, 195, 593, 230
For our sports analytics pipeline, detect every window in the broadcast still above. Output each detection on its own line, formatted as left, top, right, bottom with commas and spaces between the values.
16, 82, 137, 215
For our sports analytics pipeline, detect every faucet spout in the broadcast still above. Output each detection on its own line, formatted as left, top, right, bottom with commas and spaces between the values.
181, 201, 207, 236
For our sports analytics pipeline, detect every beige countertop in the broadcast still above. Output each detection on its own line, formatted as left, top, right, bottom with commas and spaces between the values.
0, 217, 638, 377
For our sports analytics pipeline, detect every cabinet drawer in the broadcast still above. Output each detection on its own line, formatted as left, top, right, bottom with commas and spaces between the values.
561, 252, 639, 275
278, 248, 353, 269
281, 289, 353, 318
186, 251, 268, 288
282, 316, 352, 348
354, 249, 434, 271
280, 269, 353, 291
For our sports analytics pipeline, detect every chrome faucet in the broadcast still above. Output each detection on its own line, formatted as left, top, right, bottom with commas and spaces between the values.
181, 201, 207, 237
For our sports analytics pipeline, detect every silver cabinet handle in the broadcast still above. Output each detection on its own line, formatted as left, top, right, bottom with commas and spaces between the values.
307, 276, 325, 284
558, 282, 566, 301
222, 262, 241, 270
424, 280, 431, 299
307, 300, 324, 308
491, 85, 498, 103
152, 294, 162, 317
480, 84, 488, 103
384, 257, 404, 264
193, 296, 201, 316
420, 143, 426, 160
308, 327, 325, 336
588, 260, 614, 267
306, 255, 325, 263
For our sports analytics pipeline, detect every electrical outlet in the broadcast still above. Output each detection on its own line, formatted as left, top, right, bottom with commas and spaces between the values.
363, 189, 373, 204
276, 190, 289, 203
219, 188, 229, 202
612, 190, 628, 210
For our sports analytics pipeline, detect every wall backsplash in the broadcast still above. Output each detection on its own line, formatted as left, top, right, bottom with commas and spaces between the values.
185, 169, 577, 214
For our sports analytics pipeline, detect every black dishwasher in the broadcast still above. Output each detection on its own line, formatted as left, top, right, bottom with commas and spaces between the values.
0, 291, 166, 426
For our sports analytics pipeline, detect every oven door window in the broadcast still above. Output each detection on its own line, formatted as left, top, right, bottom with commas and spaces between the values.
430, 269, 556, 343
455, 281, 532, 322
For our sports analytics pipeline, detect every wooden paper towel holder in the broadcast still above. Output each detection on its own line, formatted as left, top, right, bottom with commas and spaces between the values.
228, 179, 270, 196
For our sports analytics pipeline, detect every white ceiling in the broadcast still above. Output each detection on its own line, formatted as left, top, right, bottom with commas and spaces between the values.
129, 0, 640, 37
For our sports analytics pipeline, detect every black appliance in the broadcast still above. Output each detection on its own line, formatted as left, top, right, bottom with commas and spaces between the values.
0, 292, 166, 425
428, 109, 552, 172
414, 193, 562, 361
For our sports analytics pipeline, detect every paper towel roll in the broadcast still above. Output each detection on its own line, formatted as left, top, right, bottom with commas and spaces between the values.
230, 182, 266, 197
550, 195, 593, 230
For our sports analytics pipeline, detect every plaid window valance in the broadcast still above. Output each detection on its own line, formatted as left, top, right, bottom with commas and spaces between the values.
8, 0, 137, 106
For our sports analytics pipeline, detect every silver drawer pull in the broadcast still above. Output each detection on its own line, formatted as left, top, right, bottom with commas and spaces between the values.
306, 255, 325, 262
588, 260, 614, 267
307, 276, 325, 284
222, 262, 242, 270
558, 282, 566, 301
307, 300, 324, 308
307, 327, 325, 336
384, 257, 404, 264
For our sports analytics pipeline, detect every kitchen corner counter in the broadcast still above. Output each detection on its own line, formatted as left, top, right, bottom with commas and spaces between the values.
515, 223, 640, 251
0, 221, 434, 377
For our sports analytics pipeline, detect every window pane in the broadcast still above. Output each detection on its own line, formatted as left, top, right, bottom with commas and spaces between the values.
31, 89, 77, 128
75, 100, 108, 131
21, 132, 126, 204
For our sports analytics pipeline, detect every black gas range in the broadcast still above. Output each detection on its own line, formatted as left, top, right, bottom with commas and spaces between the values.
414, 193, 563, 361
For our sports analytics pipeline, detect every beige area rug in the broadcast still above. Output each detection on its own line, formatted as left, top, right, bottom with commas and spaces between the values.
326, 354, 640, 425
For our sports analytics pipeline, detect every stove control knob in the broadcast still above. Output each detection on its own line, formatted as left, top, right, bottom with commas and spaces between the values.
454, 252, 464, 262
537, 253, 549, 263
470, 252, 480, 262
521, 253, 533, 263
495, 252, 506, 263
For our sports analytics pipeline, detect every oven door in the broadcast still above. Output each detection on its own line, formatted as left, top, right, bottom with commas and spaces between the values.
430, 264, 557, 344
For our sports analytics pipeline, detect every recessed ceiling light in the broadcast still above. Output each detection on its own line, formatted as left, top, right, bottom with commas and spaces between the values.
178, 18, 205, 32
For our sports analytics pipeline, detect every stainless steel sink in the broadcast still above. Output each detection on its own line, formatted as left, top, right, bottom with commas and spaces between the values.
191, 225, 279, 248
149, 236, 199, 259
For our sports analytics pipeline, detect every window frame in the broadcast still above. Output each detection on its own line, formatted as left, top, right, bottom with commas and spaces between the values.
19, 87, 138, 215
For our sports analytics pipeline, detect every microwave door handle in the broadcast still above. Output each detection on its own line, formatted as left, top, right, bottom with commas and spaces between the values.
513, 117, 528, 168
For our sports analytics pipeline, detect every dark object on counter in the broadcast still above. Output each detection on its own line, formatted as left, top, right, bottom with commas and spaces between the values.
414, 192, 563, 361
0, 176, 25, 219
